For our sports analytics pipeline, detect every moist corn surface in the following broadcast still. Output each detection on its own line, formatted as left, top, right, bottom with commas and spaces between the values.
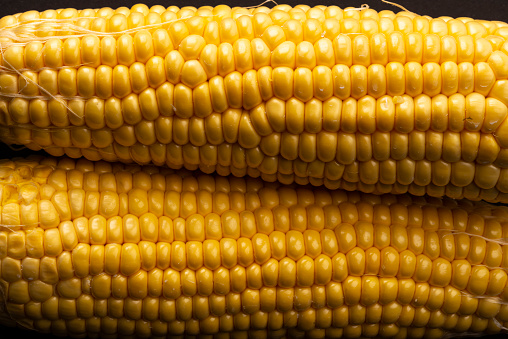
1, 156, 508, 338
1, 4, 508, 202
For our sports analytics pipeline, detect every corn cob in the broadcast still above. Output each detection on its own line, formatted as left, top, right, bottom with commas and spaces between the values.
1, 5, 508, 203
1, 155, 508, 338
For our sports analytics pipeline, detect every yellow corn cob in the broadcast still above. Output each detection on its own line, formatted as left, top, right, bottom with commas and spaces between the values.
1, 4, 508, 203
1, 156, 508, 338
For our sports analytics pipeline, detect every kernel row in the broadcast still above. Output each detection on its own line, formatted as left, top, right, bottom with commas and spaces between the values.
2, 60, 505, 123
1, 187, 505, 234
8, 133, 508, 186
5, 122, 508, 166
4, 4, 508, 29
3, 141, 508, 202
2, 4, 507, 45
2, 153, 506, 216
3, 80, 508, 142
2, 238, 506, 298
3, 155, 508, 206
2, 276, 507, 321
11, 313, 506, 339
230, 166, 508, 203
11, 154, 501, 210
4, 155, 468, 207
22, 315, 506, 339
2, 21, 506, 75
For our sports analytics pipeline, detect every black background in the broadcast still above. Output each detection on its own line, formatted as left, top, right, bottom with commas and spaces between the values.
0, 0, 508, 338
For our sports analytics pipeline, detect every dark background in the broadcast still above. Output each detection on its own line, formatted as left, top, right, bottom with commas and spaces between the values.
0, 0, 508, 338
